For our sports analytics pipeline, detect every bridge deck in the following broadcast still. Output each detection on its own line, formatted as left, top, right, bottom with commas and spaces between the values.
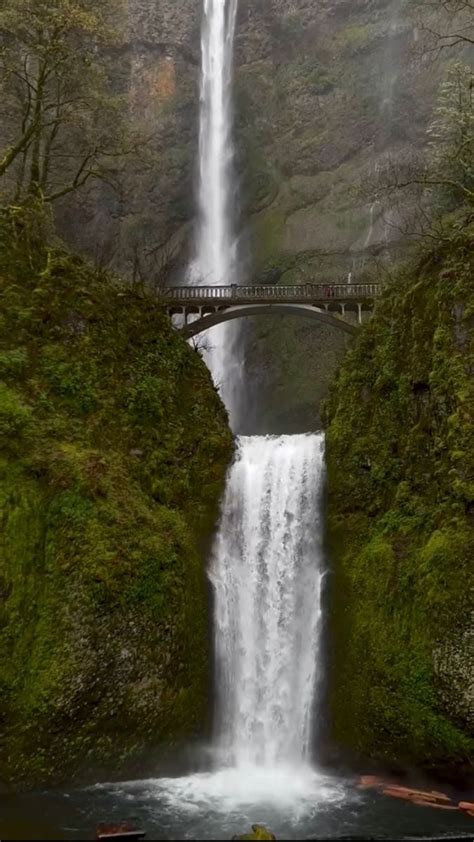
159, 283, 382, 307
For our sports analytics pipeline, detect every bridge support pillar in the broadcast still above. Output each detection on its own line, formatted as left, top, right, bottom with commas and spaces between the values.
357, 303, 363, 325
183, 306, 205, 325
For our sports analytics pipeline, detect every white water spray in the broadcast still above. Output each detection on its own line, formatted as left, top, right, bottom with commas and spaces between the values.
210, 434, 326, 769
192, 0, 241, 419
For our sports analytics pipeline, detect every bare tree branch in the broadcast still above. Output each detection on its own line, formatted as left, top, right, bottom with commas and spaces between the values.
0, 116, 39, 177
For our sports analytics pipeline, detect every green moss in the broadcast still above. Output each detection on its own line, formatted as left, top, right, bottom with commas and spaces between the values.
0, 207, 233, 789
334, 23, 379, 54
252, 208, 287, 269
325, 224, 474, 775
0, 348, 28, 378
276, 59, 335, 98
0, 382, 32, 439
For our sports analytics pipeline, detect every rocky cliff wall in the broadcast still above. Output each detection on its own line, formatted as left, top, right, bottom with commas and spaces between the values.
49, 0, 462, 431
55, 0, 201, 278
324, 222, 474, 779
0, 207, 233, 789
233, 0, 449, 428
59, 0, 451, 428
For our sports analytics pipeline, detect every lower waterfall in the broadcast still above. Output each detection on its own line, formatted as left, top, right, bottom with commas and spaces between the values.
66, 438, 471, 838
93, 433, 348, 829
210, 434, 326, 768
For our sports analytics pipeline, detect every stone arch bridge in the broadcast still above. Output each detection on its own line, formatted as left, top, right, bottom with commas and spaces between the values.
159, 283, 383, 338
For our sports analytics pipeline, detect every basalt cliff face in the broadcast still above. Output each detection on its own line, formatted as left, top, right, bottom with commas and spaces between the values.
59, 0, 446, 428
233, 0, 446, 430
56, 0, 201, 277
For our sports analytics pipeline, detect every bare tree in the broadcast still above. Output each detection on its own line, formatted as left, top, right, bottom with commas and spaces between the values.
367, 61, 473, 243
415, 0, 474, 54
0, 0, 134, 204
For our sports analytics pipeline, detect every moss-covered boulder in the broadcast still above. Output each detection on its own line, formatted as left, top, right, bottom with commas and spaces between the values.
0, 208, 233, 789
324, 222, 474, 778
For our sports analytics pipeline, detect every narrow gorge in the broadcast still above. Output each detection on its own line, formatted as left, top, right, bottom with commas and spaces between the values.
0, 0, 473, 839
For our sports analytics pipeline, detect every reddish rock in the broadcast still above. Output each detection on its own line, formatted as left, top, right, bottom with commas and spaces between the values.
96, 823, 145, 841
382, 786, 452, 805
383, 784, 452, 804
356, 775, 388, 790
382, 787, 416, 801
458, 801, 474, 810
428, 791, 453, 802
410, 799, 458, 811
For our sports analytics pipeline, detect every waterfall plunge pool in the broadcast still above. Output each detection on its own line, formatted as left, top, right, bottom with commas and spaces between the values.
2, 769, 474, 840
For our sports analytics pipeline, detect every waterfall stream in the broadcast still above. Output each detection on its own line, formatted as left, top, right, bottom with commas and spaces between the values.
211, 434, 326, 768
190, 0, 242, 420
197, 0, 238, 285
113, 434, 342, 823
194, 0, 326, 783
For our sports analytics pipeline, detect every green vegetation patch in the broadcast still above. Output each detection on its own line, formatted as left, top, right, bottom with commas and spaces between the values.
325, 223, 474, 776
334, 23, 381, 54
0, 206, 233, 788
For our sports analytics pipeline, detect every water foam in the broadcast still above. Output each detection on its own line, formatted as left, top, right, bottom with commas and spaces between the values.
95, 764, 345, 818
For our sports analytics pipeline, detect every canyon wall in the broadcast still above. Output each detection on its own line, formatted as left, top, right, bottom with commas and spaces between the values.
325, 225, 474, 778
0, 208, 233, 788
60, 0, 448, 428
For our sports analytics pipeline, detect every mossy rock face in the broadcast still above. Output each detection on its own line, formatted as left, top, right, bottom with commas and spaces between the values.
0, 208, 233, 789
325, 223, 474, 777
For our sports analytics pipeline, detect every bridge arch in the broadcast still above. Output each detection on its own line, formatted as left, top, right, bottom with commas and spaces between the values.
180, 304, 358, 339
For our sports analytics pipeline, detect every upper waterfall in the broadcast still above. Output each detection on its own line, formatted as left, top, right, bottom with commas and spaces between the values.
197, 0, 238, 287
192, 0, 242, 422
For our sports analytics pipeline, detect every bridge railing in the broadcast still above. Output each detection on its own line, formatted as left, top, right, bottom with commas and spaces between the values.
159, 283, 382, 302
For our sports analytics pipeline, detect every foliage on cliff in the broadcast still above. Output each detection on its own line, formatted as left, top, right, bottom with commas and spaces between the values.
0, 205, 233, 788
325, 220, 474, 776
